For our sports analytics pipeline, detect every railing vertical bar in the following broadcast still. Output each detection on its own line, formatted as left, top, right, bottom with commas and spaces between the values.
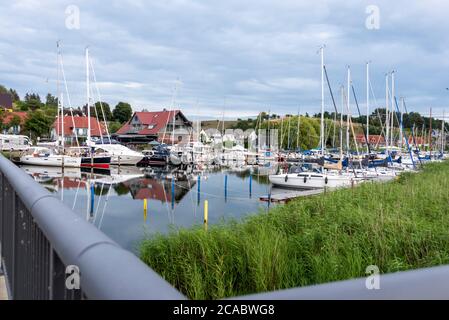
48, 245, 54, 300
11, 186, 16, 299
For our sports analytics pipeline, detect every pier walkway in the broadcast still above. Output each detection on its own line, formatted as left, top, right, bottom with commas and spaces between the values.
260, 188, 324, 203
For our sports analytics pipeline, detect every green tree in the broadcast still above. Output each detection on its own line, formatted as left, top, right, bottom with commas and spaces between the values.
45, 93, 58, 108
6, 115, 22, 133
108, 121, 122, 133
8, 115, 21, 128
26, 99, 43, 111
24, 92, 43, 111
113, 102, 132, 123
0, 109, 6, 132
90, 101, 112, 121
17, 101, 29, 111
24, 93, 41, 103
24, 110, 53, 139
0, 85, 8, 94
9, 89, 20, 102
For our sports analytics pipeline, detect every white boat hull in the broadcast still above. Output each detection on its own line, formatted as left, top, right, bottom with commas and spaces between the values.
269, 173, 364, 189
111, 154, 144, 165
20, 155, 81, 167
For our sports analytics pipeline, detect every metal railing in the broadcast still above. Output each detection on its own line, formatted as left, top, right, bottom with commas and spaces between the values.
1, 153, 448, 300
0, 155, 185, 300
233, 265, 449, 300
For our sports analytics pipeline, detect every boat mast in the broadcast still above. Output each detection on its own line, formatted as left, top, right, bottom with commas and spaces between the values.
86, 47, 91, 144
320, 46, 325, 155
390, 71, 395, 147
280, 115, 284, 149
346, 67, 351, 156
442, 110, 446, 152
287, 114, 291, 150
366, 61, 370, 152
296, 107, 300, 151
60, 93, 64, 153
385, 73, 389, 151
400, 97, 404, 149
429, 107, 432, 157
340, 85, 344, 158
172, 109, 176, 146
56, 41, 61, 148
267, 109, 270, 149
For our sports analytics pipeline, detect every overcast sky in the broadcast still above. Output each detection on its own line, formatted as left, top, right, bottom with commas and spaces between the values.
1, 0, 448, 119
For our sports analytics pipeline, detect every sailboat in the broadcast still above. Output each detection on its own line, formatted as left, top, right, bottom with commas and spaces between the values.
21, 46, 110, 168
269, 48, 366, 189
83, 48, 143, 165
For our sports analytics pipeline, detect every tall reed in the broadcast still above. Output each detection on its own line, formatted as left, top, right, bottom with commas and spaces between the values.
140, 162, 449, 299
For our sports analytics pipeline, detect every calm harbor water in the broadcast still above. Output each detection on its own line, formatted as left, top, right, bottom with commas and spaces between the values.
20, 164, 280, 253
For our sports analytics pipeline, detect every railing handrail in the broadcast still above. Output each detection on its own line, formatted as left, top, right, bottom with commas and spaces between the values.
232, 265, 449, 300
0, 156, 185, 300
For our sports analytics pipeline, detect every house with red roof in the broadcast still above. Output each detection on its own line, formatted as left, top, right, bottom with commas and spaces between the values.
355, 134, 386, 147
114, 109, 192, 144
1, 111, 28, 134
51, 116, 107, 144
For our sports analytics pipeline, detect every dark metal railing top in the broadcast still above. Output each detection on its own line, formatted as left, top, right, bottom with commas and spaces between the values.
0, 155, 184, 300
232, 265, 449, 300
1, 153, 448, 300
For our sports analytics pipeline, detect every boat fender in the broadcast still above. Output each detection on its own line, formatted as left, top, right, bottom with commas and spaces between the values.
325, 177, 328, 185
285, 175, 288, 182
303, 175, 307, 183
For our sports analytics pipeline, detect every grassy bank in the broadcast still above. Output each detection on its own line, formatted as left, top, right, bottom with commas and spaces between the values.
140, 162, 449, 299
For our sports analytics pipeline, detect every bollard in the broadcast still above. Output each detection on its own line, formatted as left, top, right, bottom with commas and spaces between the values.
143, 198, 148, 222
224, 174, 228, 202
249, 175, 252, 198
197, 175, 201, 205
204, 200, 208, 230
171, 178, 175, 210
267, 185, 272, 209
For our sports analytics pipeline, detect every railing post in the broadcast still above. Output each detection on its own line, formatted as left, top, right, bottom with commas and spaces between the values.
11, 190, 16, 299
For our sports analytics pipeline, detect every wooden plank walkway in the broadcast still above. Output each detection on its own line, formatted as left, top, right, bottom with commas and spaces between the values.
260, 188, 324, 203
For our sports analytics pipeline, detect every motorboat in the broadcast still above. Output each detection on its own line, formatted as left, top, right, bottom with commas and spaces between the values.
20, 147, 110, 168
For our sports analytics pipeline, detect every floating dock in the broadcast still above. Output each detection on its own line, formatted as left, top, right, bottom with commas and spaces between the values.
260, 188, 324, 203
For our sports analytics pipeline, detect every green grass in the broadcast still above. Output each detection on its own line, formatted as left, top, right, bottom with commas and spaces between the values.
140, 161, 449, 299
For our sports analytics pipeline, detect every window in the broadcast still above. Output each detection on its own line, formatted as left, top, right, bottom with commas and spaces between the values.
148, 124, 156, 129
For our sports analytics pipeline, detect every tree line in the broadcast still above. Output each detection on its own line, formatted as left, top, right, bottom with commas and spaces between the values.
0, 84, 133, 139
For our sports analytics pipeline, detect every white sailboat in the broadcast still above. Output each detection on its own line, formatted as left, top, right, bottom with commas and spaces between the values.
84, 48, 143, 165
269, 169, 365, 189
20, 146, 82, 167
269, 48, 366, 189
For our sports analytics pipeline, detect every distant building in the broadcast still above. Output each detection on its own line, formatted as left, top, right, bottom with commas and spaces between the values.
0, 93, 13, 110
1, 111, 28, 134
114, 109, 193, 144
51, 116, 107, 144
355, 134, 386, 146
407, 136, 428, 146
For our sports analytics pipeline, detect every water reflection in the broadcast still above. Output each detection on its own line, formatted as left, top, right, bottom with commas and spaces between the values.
20, 164, 276, 253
